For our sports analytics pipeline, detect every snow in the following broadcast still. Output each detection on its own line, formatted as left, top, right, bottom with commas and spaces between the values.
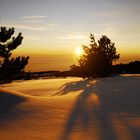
0, 75, 140, 140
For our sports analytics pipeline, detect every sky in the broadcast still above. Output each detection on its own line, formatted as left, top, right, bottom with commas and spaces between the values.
0, 0, 140, 62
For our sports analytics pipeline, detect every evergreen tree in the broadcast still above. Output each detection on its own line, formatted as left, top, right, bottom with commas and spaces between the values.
0, 27, 29, 81
72, 34, 120, 77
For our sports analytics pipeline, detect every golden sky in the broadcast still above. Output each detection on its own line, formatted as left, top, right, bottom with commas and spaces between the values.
0, 0, 140, 63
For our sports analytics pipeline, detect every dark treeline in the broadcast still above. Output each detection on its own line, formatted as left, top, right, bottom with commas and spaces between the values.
24, 60, 140, 79
65, 60, 140, 78
113, 61, 140, 74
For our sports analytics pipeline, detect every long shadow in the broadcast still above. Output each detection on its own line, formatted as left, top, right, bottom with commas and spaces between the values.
52, 79, 92, 96
58, 76, 140, 140
0, 90, 26, 121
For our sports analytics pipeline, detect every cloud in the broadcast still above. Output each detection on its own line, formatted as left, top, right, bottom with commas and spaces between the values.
24, 35, 40, 41
58, 34, 86, 40
21, 15, 47, 23
1, 23, 46, 31
22, 20, 45, 23
1, 22, 56, 31
21, 15, 46, 20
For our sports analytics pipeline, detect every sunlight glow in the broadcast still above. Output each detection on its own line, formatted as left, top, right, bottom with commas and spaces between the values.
75, 47, 84, 56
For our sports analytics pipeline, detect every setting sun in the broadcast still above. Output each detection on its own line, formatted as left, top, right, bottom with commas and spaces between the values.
75, 47, 84, 56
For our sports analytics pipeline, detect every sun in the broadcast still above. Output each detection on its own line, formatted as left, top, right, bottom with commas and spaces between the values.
75, 47, 84, 56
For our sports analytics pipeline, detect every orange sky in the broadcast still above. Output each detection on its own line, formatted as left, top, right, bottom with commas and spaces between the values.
0, 0, 140, 71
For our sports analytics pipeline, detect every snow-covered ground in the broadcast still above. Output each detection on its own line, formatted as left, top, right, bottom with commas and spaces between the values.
0, 75, 140, 140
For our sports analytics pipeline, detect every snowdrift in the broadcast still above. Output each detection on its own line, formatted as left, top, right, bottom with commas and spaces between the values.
0, 75, 140, 140
0, 89, 30, 118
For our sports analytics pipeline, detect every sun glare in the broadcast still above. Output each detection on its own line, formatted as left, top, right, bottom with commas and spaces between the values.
75, 47, 84, 56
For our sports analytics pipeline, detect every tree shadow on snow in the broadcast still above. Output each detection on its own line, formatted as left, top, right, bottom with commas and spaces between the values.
58, 76, 140, 140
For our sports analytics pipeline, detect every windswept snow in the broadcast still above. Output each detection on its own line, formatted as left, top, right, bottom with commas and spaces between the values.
0, 75, 140, 140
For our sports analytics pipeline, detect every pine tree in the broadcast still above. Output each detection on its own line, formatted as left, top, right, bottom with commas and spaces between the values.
0, 27, 29, 81
77, 34, 120, 77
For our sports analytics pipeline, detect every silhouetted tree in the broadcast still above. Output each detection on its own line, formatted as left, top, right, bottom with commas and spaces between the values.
0, 27, 29, 81
70, 64, 83, 76
71, 34, 120, 77
113, 61, 140, 74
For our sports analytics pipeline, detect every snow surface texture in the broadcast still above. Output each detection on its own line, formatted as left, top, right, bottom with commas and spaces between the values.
0, 75, 140, 140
